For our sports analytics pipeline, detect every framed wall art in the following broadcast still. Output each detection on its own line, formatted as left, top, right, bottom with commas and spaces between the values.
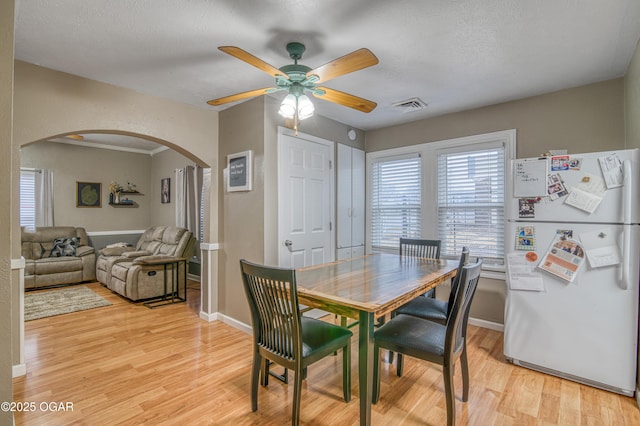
76, 181, 102, 208
161, 177, 171, 203
227, 150, 253, 192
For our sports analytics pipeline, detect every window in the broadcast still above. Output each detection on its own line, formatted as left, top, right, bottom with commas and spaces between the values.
370, 155, 421, 251
436, 145, 505, 262
20, 169, 37, 230
367, 130, 515, 272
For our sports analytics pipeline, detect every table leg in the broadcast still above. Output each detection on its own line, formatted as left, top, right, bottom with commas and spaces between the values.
358, 311, 374, 426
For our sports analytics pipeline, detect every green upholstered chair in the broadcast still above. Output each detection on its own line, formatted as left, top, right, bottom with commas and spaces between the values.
373, 258, 483, 426
394, 246, 470, 327
239, 259, 352, 426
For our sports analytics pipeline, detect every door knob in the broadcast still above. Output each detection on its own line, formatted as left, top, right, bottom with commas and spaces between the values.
284, 240, 293, 252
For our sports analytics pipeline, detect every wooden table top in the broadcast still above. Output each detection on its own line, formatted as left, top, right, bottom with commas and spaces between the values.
296, 253, 458, 320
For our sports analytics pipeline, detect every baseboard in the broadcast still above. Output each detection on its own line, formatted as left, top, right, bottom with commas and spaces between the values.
12, 363, 26, 378
468, 317, 504, 332
199, 311, 219, 322
206, 312, 501, 335
219, 314, 252, 335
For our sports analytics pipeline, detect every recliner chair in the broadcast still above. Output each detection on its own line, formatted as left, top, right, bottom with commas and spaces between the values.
96, 226, 196, 301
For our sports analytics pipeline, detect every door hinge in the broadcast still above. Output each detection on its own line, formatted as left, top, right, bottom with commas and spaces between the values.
329, 222, 332, 231
329, 160, 332, 170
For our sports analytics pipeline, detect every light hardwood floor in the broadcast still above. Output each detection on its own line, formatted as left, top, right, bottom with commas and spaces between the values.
13, 282, 640, 425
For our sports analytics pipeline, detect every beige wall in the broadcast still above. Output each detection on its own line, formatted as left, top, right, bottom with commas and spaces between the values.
219, 97, 266, 324
366, 78, 625, 157
21, 141, 196, 234
0, 1, 15, 422
626, 39, 640, 149
219, 96, 365, 326
21, 142, 152, 231
364, 78, 626, 326
13, 60, 219, 236
150, 148, 194, 227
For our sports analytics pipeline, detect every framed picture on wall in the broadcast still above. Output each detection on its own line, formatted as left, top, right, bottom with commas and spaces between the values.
76, 181, 102, 208
161, 177, 171, 203
227, 150, 252, 192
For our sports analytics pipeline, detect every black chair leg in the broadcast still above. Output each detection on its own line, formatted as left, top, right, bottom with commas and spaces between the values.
443, 363, 456, 426
292, 369, 303, 426
461, 342, 469, 401
260, 357, 269, 387
251, 352, 261, 411
396, 353, 404, 377
372, 345, 381, 404
342, 342, 351, 402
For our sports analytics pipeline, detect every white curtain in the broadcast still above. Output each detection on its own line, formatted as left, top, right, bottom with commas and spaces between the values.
175, 165, 202, 239
35, 169, 54, 226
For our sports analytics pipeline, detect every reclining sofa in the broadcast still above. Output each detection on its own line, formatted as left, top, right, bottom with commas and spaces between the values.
96, 226, 196, 301
21, 226, 96, 290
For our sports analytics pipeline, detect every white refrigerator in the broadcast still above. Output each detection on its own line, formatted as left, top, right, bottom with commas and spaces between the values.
504, 148, 640, 396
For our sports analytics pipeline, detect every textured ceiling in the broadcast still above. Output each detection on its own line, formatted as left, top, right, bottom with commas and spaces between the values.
14, 0, 640, 141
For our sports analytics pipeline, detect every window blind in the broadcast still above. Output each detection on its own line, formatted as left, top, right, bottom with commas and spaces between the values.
20, 169, 37, 230
371, 155, 421, 250
437, 147, 505, 261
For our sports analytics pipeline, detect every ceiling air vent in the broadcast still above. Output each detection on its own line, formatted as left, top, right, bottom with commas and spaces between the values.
392, 97, 428, 113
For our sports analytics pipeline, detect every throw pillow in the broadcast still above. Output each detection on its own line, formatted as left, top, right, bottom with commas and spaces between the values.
50, 237, 78, 257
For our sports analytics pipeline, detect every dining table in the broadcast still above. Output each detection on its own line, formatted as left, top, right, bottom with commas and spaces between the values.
295, 253, 459, 426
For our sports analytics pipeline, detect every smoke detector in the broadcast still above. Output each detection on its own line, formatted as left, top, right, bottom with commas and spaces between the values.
392, 97, 428, 113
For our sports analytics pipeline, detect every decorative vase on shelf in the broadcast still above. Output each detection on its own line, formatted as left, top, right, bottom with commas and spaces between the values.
114, 192, 121, 204
109, 193, 114, 204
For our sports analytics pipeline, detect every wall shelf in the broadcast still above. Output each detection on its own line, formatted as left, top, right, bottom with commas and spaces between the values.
109, 201, 139, 208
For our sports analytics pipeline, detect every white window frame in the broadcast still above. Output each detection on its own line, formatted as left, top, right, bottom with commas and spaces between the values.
20, 168, 37, 230
368, 152, 422, 253
367, 129, 516, 279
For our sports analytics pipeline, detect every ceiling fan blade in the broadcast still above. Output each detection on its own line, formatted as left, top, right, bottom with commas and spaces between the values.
307, 48, 379, 84
219, 46, 287, 79
313, 87, 377, 113
207, 87, 275, 106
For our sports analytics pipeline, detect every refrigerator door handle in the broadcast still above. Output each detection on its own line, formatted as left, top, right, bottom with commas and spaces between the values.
621, 160, 632, 290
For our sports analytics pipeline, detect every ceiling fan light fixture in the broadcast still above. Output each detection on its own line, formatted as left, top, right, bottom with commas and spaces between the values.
297, 94, 314, 120
279, 94, 297, 118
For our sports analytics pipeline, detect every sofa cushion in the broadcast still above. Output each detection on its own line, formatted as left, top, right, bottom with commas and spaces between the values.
34, 257, 83, 274
22, 242, 45, 260
162, 227, 186, 244
50, 237, 79, 257
24, 259, 35, 276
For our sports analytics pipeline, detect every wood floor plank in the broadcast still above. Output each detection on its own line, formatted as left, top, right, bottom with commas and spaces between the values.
13, 282, 640, 425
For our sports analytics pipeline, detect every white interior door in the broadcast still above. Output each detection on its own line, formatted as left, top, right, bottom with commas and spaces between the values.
278, 131, 334, 268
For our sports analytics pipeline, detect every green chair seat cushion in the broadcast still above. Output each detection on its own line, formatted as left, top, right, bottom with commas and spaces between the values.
395, 297, 448, 323
301, 317, 352, 364
375, 314, 448, 359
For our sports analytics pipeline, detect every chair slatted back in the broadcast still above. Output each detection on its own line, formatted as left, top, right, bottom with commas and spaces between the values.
446, 247, 470, 317
445, 259, 482, 358
240, 260, 302, 362
399, 238, 441, 259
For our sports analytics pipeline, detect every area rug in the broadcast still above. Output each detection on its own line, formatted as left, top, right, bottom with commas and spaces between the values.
25, 286, 112, 321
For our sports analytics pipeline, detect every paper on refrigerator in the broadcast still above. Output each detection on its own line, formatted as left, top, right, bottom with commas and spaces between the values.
598, 153, 624, 189
579, 228, 621, 268
507, 252, 544, 291
564, 173, 607, 214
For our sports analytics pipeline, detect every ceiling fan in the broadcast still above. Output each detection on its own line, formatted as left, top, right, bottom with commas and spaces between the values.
207, 42, 379, 130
